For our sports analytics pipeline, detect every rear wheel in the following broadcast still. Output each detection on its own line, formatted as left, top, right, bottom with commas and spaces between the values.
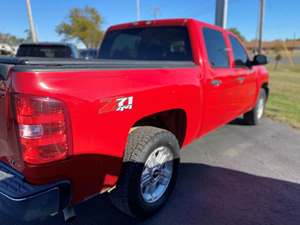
243, 89, 267, 125
110, 126, 180, 218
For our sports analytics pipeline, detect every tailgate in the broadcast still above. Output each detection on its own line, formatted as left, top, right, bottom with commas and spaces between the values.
0, 63, 24, 172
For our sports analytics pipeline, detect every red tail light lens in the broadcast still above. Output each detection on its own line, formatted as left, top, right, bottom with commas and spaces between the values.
14, 94, 72, 165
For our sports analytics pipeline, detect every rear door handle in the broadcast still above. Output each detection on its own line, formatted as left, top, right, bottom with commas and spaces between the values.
237, 76, 245, 83
211, 79, 222, 87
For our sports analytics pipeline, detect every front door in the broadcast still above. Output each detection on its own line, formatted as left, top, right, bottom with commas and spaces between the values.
228, 34, 257, 114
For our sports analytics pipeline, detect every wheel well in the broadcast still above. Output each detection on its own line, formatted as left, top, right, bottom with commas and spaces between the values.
262, 83, 269, 99
132, 109, 187, 146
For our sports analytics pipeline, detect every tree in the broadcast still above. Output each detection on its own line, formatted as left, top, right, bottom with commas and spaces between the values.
56, 6, 104, 48
272, 41, 283, 70
228, 28, 247, 42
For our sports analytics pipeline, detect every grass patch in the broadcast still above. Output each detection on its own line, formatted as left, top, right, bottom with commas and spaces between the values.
266, 64, 300, 129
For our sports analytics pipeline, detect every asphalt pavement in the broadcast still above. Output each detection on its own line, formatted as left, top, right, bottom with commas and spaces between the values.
2, 118, 300, 225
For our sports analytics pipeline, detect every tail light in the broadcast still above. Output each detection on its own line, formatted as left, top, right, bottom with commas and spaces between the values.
14, 94, 72, 165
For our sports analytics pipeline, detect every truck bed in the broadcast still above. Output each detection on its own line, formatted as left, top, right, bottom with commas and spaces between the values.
0, 54, 200, 206
0, 57, 195, 74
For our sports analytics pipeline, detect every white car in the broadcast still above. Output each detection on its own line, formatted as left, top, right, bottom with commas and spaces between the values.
0, 43, 15, 56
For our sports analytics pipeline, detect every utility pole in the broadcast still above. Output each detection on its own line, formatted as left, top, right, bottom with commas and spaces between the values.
258, 0, 265, 54
152, 7, 161, 19
136, 0, 141, 21
215, 0, 228, 28
25, 0, 38, 42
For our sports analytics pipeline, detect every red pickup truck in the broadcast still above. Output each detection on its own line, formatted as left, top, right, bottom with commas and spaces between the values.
0, 19, 269, 222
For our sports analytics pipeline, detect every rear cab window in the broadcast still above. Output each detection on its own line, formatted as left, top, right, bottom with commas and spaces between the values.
99, 26, 193, 61
202, 27, 230, 68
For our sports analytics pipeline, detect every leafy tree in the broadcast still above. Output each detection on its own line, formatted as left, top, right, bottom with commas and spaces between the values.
56, 6, 104, 48
228, 28, 247, 42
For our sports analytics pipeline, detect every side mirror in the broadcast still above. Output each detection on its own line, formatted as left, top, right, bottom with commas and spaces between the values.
252, 54, 268, 66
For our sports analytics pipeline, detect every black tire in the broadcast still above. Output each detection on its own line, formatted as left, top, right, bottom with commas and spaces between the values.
243, 89, 267, 125
110, 126, 180, 219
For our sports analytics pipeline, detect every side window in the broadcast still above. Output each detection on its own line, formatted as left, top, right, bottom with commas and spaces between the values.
203, 28, 229, 68
229, 35, 249, 67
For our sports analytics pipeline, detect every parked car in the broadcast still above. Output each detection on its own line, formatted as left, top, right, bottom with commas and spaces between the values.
79, 48, 98, 60
16, 42, 79, 58
0, 19, 268, 222
0, 43, 15, 56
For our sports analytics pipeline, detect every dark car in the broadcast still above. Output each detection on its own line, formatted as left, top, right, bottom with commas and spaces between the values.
16, 42, 79, 59
79, 48, 98, 60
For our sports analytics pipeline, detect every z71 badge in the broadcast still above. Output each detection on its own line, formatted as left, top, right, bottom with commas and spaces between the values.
116, 96, 133, 111
98, 96, 134, 114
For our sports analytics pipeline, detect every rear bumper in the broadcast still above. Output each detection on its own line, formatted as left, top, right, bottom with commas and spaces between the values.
0, 162, 71, 221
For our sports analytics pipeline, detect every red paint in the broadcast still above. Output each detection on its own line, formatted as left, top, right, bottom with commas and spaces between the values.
0, 19, 269, 204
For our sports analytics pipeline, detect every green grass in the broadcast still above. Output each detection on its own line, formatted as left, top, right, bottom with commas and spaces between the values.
266, 64, 300, 129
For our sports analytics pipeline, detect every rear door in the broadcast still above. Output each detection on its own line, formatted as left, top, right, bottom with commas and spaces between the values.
201, 27, 239, 134
228, 34, 257, 113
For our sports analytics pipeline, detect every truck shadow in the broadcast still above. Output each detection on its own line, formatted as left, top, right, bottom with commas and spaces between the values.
4, 163, 300, 225
228, 118, 249, 126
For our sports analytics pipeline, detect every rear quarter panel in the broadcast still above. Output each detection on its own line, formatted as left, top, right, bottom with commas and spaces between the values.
11, 66, 203, 203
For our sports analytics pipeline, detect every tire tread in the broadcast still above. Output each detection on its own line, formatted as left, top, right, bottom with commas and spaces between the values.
110, 126, 179, 218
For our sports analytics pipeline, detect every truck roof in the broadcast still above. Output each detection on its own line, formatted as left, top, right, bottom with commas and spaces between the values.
108, 18, 223, 31
107, 18, 237, 41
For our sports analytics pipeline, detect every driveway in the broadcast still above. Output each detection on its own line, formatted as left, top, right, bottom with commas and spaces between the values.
2, 118, 300, 225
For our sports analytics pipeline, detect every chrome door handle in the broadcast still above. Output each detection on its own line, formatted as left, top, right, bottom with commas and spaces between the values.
211, 79, 222, 87
237, 76, 245, 83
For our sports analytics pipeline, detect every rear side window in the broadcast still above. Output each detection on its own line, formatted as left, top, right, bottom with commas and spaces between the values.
203, 28, 229, 68
99, 26, 193, 61
229, 35, 249, 67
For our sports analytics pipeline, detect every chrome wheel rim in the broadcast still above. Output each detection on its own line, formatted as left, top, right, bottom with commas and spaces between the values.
140, 146, 174, 203
257, 97, 265, 120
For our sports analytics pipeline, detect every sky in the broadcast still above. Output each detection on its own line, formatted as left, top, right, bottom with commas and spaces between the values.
0, 0, 299, 45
